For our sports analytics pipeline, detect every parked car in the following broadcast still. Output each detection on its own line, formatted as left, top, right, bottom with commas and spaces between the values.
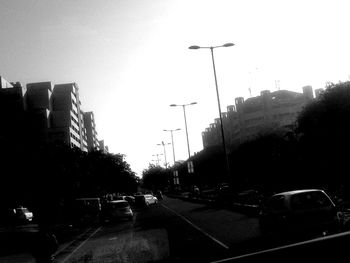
102, 200, 133, 222
144, 194, 158, 205
115, 195, 135, 206
259, 189, 342, 237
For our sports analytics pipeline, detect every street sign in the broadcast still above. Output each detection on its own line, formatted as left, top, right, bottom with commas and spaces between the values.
187, 161, 194, 173
173, 170, 179, 185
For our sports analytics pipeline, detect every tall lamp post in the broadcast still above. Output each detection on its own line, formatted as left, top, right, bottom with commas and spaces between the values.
189, 43, 234, 179
152, 153, 163, 166
163, 128, 181, 166
157, 141, 171, 168
170, 102, 197, 160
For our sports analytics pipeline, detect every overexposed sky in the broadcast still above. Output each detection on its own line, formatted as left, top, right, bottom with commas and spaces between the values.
1, 0, 350, 176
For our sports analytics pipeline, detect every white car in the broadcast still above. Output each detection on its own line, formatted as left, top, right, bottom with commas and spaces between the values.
15, 207, 33, 223
144, 194, 158, 205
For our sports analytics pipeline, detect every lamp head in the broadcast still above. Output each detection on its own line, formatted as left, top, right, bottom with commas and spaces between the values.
189, 45, 201, 49
223, 43, 235, 47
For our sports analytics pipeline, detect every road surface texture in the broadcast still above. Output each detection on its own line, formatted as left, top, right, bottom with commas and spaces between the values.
2, 196, 347, 262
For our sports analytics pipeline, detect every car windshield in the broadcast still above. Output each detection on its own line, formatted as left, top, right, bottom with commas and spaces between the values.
291, 192, 333, 210
2, 1, 350, 262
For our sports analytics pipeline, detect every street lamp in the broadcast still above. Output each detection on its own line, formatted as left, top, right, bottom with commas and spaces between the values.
163, 128, 181, 166
189, 43, 234, 179
170, 102, 197, 160
157, 141, 171, 168
152, 153, 163, 166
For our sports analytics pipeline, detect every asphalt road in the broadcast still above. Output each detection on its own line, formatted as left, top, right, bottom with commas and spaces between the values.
54, 197, 273, 262
2, 196, 346, 262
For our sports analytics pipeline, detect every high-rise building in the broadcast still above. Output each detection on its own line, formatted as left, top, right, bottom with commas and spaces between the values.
83, 111, 100, 151
0, 77, 26, 142
25, 81, 53, 145
202, 87, 315, 149
0, 76, 107, 152
51, 83, 88, 151
98, 140, 109, 153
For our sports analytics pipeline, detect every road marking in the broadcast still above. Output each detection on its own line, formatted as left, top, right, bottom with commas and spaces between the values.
60, 226, 102, 263
161, 204, 229, 250
209, 229, 350, 263
54, 227, 93, 256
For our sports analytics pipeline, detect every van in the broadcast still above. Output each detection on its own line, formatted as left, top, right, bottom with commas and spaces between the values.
74, 198, 102, 224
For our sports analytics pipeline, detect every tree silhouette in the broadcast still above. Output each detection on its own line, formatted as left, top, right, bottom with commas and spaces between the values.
297, 81, 350, 195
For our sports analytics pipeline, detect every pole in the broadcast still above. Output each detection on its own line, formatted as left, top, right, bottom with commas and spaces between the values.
162, 141, 168, 168
170, 130, 176, 165
182, 105, 191, 159
210, 47, 230, 179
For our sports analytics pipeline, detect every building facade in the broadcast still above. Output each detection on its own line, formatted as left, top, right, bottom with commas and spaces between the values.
25, 81, 53, 145
0, 77, 26, 142
50, 83, 88, 151
98, 140, 109, 153
83, 111, 100, 151
202, 86, 316, 149
0, 76, 107, 152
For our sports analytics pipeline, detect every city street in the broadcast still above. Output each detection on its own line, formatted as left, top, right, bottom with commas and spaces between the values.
54, 197, 273, 262
2, 196, 347, 263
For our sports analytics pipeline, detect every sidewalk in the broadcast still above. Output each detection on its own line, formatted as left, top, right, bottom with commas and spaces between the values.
0, 223, 92, 263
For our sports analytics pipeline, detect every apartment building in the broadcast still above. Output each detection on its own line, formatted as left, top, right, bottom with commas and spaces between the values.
0, 76, 107, 152
0, 77, 26, 141
51, 83, 88, 151
98, 140, 109, 153
25, 82, 53, 145
202, 86, 315, 149
83, 111, 100, 151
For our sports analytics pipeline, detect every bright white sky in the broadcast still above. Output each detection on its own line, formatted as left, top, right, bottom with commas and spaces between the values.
1, 0, 350, 176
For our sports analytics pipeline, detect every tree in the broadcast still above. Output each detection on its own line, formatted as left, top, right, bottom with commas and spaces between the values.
142, 164, 170, 192
297, 81, 350, 193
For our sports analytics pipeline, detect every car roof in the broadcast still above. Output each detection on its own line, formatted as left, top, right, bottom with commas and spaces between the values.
76, 198, 100, 200
109, 200, 129, 203
272, 189, 324, 197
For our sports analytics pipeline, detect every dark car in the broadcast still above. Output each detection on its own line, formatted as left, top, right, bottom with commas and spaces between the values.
134, 195, 147, 208
259, 189, 342, 237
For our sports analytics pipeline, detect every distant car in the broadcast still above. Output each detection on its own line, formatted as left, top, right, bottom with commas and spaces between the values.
259, 189, 342, 237
144, 194, 158, 205
14, 207, 33, 223
102, 200, 133, 221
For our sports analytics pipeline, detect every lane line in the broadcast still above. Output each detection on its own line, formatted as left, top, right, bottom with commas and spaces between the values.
54, 227, 93, 256
60, 226, 102, 263
161, 204, 229, 250
209, 229, 350, 263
